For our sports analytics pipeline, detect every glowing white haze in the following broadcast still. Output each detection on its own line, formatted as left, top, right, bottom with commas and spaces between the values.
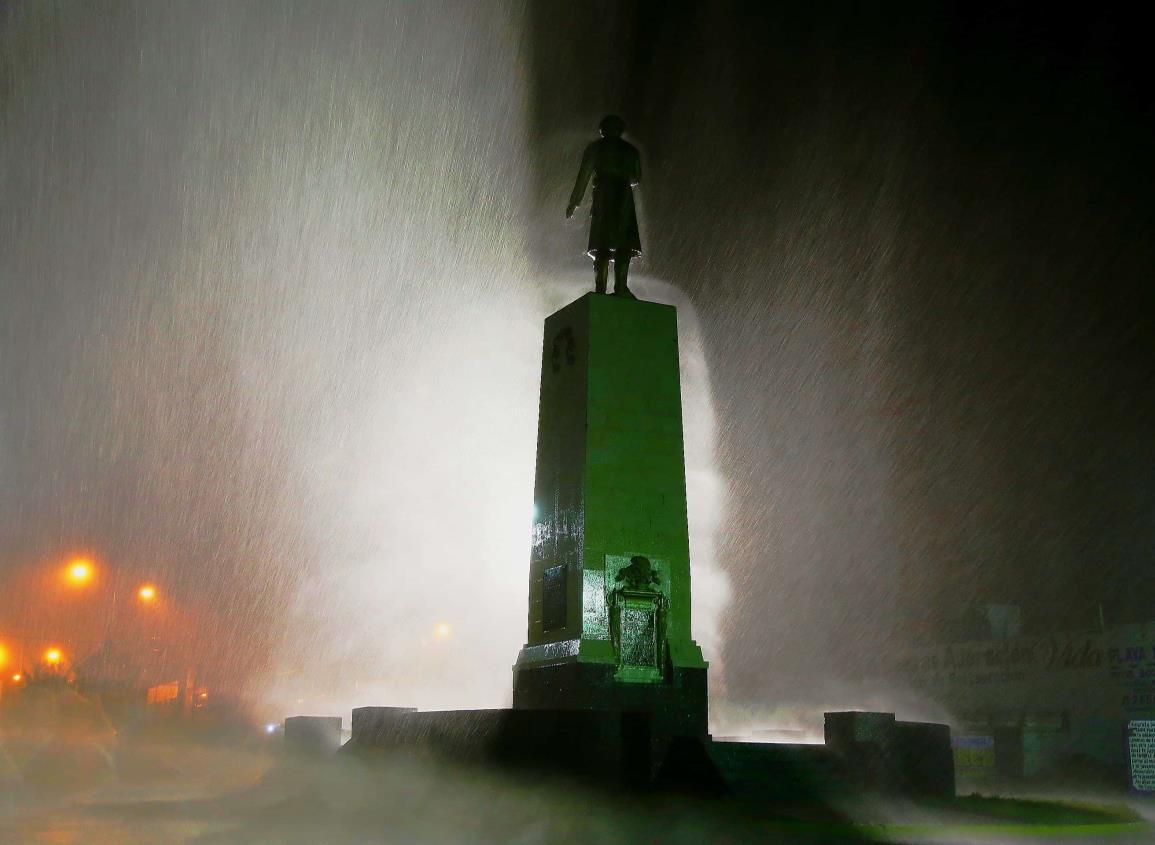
214, 6, 734, 717
0, 0, 728, 719
265, 265, 731, 715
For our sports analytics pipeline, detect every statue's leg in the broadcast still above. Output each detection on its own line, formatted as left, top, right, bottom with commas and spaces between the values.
593, 253, 609, 294
612, 253, 635, 298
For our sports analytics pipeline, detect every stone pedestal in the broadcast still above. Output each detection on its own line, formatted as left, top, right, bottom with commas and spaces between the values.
346, 706, 657, 788
512, 293, 707, 735
513, 661, 707, 738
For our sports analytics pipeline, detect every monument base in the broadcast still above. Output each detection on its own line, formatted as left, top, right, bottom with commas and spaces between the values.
345, 706, 658, 788
341, 705, 955, 800
511, 661, 708, 741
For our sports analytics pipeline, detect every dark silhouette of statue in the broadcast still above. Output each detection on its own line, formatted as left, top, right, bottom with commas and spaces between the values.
566, 115, 641, 298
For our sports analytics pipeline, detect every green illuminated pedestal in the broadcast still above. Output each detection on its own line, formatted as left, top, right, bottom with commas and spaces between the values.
513, 293, 707, 736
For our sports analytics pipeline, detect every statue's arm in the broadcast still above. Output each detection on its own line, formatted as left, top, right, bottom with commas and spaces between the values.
566, 144, 596, 218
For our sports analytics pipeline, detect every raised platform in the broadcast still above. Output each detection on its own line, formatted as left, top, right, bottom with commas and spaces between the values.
345, 705, 654, 787
341, 705, 955, 800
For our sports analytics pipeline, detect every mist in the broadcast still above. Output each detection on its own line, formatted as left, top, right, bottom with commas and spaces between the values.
5, 2, 1155, 842
0, 0, 731, 719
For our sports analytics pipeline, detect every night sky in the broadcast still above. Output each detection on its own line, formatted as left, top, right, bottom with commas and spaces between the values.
1, 1, 1153, 714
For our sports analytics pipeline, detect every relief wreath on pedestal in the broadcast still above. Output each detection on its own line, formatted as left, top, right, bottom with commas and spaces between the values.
607, 555, 669, 683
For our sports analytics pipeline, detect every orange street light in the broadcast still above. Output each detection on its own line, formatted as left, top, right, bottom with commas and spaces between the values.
434, 622, 452, 640
0, 644, 7, 668
65, 557, 95, 586
44, 648, 62, 665
138, 584, 157, 602
11, 674, 22, 683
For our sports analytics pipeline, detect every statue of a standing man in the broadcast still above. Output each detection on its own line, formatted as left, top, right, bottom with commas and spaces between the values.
566, 115, 641, 298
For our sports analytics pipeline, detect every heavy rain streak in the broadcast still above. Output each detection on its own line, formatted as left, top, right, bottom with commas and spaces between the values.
0, 3, 731, 719
3, 1, 1154, 843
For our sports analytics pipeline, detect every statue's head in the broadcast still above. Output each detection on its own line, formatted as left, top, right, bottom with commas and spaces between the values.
599, 114, 625, 138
